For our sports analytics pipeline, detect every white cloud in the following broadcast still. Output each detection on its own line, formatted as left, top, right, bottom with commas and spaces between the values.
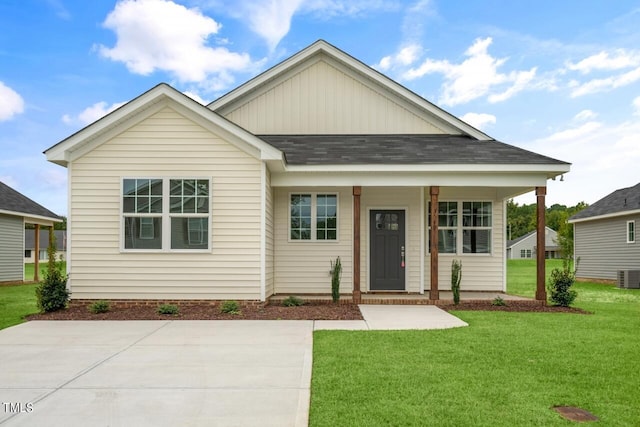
0, 81, 25, 121
460, 112, 496, 130
404, 37, 536, 106
97, 0, 253, 88
574, 110, 597, 121
301, 0, 400, 19
63, 101, 126, 126
633, 96, 640, 116
238, 0, 304, 51
570, 66, 640, 97
566, 49, 640, 74
544, 121, 602, 142
182, 91, 208, 105
375, 44, 421, 71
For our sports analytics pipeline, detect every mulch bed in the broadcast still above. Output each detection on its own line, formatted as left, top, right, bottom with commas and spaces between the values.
25, 300, 589, 321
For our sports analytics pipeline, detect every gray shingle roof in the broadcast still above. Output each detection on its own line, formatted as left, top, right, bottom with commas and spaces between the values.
570, 182, 640, 221
257, 134, 570, 165
0, 181, 60, 220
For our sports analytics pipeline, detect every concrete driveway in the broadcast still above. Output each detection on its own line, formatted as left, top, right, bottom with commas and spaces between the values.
0, 321, 313, 427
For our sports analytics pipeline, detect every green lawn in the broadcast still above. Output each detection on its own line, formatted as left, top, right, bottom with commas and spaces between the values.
310, 260, 640, 426
0, 284, 38, 330
24, 262, 66, 282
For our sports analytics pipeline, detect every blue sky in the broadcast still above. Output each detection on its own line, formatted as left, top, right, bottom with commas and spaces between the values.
1, 0, 639, 216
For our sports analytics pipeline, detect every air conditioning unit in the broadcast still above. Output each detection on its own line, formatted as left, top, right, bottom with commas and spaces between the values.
617, 270, 640, 289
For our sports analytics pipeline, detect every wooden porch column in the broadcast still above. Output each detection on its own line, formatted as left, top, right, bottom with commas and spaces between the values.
33, 224, 40, 282
352, 186, 362, 303
429, 186, 439, 300
536, 186, 547, 302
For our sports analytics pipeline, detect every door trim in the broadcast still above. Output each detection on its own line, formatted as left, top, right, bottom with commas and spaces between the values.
366, 206, 408, 292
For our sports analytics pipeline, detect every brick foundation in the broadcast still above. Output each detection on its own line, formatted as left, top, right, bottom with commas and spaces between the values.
70, 299, 265, 309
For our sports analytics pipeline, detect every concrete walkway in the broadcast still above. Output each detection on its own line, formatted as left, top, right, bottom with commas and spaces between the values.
0, 306, 466, 426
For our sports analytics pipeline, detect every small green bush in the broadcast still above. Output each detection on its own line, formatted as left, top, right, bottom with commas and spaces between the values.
330, 257, 342, 303
157, 304, 179, 315
220, 300, 241, 315
88, 300, 110, 314
548, 263, 578, 307
282, 296, 304, 307
35, 240, 69, 313
492, 296, 507, 306
451, 260, 462, 305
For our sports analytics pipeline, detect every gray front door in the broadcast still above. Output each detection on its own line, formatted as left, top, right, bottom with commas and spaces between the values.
370, 210, 406, 290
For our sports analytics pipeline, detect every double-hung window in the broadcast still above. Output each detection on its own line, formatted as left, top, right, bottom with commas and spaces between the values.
122, 178, 210, 251
628, 220, 636, 243
428, 201, 492, 254
290, 193, 338, 241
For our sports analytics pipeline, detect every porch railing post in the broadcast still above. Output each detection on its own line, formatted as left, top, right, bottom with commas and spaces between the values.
536, 186, 547, 302
34, 224, 40, 282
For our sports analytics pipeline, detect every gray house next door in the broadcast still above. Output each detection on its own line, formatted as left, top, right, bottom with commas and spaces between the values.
370, 210, 405, 290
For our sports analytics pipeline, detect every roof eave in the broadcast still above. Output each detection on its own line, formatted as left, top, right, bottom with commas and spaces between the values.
569, 208, 640, 223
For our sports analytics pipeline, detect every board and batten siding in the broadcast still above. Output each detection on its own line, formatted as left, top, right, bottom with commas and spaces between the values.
0, 214, 23, 282
222, 58, 448, 135
574, 214, 640, 280
361, 187, 423, 293
426, 187, 505, 291
273, 187, 352, 294
69, 106, 263, 300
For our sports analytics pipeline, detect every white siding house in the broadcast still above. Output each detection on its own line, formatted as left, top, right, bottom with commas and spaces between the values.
45, 40, 570, 302
507, 226, 560, 259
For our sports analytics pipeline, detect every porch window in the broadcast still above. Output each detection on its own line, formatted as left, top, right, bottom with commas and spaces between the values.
290, 193, 338, 241
427, 201, 492, 254
122, 178, 210, 251
628, 220, 635, 243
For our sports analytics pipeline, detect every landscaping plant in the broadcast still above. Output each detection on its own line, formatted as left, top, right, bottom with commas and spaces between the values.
330, 257, 342, 303
220, 300, 241, 315
157, 304, 179, 315
88, 300, 110, 314
35, 233, 69, 313
547, 261, 578, 307
282, 296, 304, 307
451, 259, 462, 305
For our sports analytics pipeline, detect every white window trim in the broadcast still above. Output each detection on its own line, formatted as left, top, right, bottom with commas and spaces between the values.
627, 220, 635, 244
427, 200, 493, 255
288, 192, 339, 243
121, 177, 212, 253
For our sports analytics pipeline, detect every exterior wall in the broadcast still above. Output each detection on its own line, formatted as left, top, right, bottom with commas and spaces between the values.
264, 167, 274, 298
508, 228, 559, 259
426, 187, 505, 291
69, 106, 263, 300
222, 58, 448, 135
574, 214, 640, 280
0, 214, 23, 282
361, 187, 423, 293
273, 187, 352, 294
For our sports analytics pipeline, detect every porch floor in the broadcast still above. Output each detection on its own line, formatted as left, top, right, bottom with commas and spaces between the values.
269, 291, 536, 305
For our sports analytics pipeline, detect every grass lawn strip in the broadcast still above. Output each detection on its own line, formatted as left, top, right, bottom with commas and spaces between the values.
0, 284, 38, 330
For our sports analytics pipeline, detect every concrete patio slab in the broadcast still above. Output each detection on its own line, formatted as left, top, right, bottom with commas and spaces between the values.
358, 305, 468, 330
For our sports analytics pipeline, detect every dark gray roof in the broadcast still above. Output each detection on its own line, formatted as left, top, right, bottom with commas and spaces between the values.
570, 182, 640, 221
257, 134, 570, 165
24, 230, 66, 251
507, 229, 536, 248
0, 181, 60, 220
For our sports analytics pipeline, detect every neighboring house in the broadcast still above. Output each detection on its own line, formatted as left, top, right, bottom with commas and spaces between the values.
0, 181, 61, 282
44, 40, 570, 302
507, 226, 560, 259
24, 230, 67, 263
569, 182, 640, 282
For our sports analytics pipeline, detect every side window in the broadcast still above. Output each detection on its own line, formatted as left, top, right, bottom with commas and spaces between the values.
290, 194, 338, 241
123, 179, 163, 250
628, 220, 636, 243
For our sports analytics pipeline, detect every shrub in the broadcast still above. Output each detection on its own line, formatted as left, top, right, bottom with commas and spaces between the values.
492, 296, 507, 306
330, 257, 342, 303
220, 300, 241, 315
451, 260, 462, 305
157, 304, 179, 315
282, 296, 304, 307
547, 261, 578, 307
36, 234, 69, 313
88, 300, 110, 314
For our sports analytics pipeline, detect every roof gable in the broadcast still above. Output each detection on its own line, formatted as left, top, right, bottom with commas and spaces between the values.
209, 40, 490, 139
0, 181, 60, 222
570, 182, 640, 222
45, 84, 283, 168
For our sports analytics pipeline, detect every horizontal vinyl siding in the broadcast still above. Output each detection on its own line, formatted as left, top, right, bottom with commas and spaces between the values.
224, 59, 446, 135
426, 187, 504, 291
0, 214, 23, 282
265, 168, 274, 297
574, 215, 640, 280
69, 107, 262, 300
273, 187, 352, 294
361, 187, 422, 293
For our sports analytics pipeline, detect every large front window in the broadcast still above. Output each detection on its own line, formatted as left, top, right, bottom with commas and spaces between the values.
428, 201, 492, 254
122, 178, 210, 251
290, 193, 338, 241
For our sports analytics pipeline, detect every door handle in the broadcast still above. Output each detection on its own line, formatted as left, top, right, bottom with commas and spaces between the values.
401, 245, 405, 268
